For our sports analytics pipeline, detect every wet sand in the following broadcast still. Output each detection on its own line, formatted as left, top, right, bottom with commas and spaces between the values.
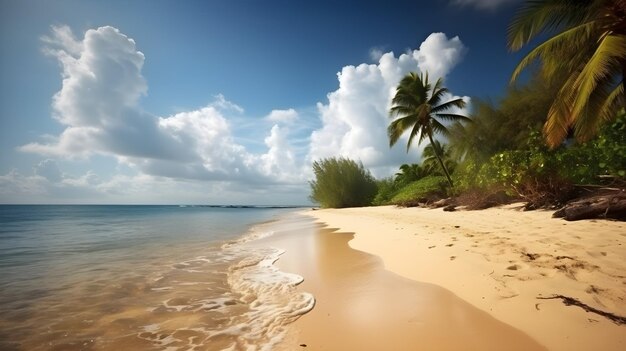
304, 205, 626, 351
250, 214, 547, 351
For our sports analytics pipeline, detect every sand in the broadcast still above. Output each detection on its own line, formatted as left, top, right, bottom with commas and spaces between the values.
251, 213, 547, 351
299, 205, 626, 351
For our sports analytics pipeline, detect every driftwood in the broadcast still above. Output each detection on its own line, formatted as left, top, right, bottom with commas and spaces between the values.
428, 198, 454, 209
537, 294, 626, 325
443, 204, 457, 212
552, 191, 626, 221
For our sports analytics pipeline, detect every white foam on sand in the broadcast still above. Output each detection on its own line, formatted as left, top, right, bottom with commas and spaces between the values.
222, 246, 315, 350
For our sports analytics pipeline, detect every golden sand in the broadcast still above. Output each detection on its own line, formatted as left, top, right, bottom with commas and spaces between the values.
301, 205, 626, 351
251, 214, 547, 351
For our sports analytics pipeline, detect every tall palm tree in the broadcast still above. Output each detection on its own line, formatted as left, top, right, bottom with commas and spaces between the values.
508, 0, 626, 148
388, 72, 469, 187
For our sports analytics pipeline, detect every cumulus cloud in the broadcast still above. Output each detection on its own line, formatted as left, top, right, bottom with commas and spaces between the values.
451, 0, 520, 10
260, 125, 300, 181
308, 32, 468, 176
21, 25, 299, 188
265, 109, 299, 124
15, 25, 469, 203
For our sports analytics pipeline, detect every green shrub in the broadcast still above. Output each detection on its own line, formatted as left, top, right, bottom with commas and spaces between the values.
372, 177, 398, 206
309, 157, 377, 208
452, 113, 626, 208
390, 176, 447, 206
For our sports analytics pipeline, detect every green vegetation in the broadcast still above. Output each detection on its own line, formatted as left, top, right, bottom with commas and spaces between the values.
454, 112, 626, 205
394, 164, 427, 187
389, 176, 447, 206
372, 177, 397, 206
309, 1, 625, 214
448, 73, 558, 164
371, 74, 624, 209
309, 157, 377, 208
508, 0, 626, 147
422, 141, 456, 176
388, 72, 468, 187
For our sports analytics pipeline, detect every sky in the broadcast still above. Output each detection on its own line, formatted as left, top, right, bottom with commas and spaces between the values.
0, 0, 529, 205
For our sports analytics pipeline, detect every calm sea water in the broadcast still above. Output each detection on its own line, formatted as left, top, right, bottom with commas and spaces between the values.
0, 205, 313, 351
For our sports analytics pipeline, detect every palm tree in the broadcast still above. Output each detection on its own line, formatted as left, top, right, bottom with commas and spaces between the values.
508, 0, 626, 148
422, 141, 456, 175
388, 72, 469, 187
394, 163, 426, 186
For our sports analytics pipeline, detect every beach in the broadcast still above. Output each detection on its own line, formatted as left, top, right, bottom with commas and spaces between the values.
1, 205, 623, 350
254, 205, 626, 351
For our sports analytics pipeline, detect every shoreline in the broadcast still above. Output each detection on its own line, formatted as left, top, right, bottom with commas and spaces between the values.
250, 212, 547, 350
302, 205, 626, 351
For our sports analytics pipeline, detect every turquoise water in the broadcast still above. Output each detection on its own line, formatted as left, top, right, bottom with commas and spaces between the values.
0, 205, 313, 350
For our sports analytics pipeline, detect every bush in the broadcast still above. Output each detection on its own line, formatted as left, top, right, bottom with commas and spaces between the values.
372, 177, 398, 206
390, 176, 447, 206
452, 113, 626, 209
309, 157, 377, 208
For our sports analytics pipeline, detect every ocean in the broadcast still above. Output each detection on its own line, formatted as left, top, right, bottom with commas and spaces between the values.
0, 205, 314, 351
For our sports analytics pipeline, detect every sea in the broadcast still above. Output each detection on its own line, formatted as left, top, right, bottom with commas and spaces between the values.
0, 205, 314, 351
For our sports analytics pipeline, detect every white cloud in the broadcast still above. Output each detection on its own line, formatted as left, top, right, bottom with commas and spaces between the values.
211, 93, 244, 114
369, 47, 384, 61
21, 25, 296, 188
414, 33, 466, 79
265, 109, 299, 124
451, 0, 520, 10
260, 124, 302, 183
0, 170, 47, 198
33, 159, 63, 182
0, 168, 104, 203
13, 26, 470, 203
308, 32, 468, 177
62, 171, 100, 187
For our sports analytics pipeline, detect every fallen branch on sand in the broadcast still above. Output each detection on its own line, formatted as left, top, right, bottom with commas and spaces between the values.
537, 294, 626, 325
552, 191, 626, 221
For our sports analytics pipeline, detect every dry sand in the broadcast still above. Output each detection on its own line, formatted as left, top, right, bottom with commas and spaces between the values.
251, 214, 547, 351
302, 205, 626, 351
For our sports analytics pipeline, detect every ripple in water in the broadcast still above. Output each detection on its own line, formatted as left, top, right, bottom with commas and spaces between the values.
0, 226, 314, 351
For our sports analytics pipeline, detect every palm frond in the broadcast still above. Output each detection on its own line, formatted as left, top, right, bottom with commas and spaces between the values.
429, 78, 446, 103
391, 93, 418, 110
598, 82, 625, 122
430, 119, 450, 137
418, 127, 429, 145
406, 122, 423, 152
571, 34, 626, 118
388, 114, 418, 147
510, 20, 597, 83
507, 0, 595, 51
543, 72, 579, 147
434, 113, 472, 122
389, 105, 415, 118
573, 74, 623, 142
431, 98, 467, 113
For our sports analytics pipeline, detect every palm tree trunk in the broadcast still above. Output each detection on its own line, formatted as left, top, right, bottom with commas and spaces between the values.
426, 130, 454, 188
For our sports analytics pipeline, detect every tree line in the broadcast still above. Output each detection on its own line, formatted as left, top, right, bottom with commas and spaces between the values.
310, 0, 625, 211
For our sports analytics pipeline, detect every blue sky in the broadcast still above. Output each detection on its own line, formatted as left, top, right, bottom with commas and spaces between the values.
0, 0, 527, 204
